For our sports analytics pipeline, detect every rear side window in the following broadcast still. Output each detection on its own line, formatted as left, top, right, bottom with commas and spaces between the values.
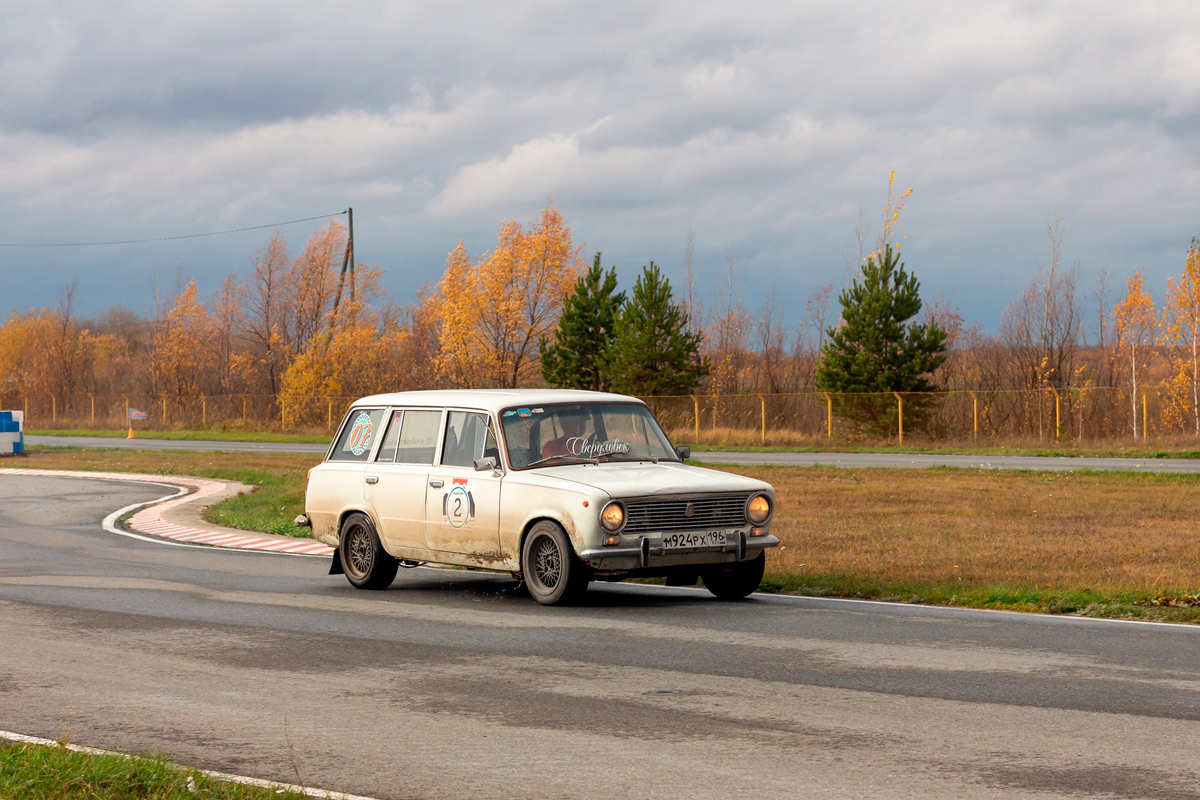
374, 410, 404, 462
329, 408, 386, 462
395, 410, 442, 464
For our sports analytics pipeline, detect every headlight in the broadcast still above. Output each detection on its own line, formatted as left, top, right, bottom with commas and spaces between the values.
600, 501, 626, 532
747, 494, 772, 524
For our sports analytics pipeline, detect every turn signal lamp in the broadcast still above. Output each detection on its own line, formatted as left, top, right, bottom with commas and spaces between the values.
747, 494, 772, 524
600, 501, 626, 532
604, 535, 621, 546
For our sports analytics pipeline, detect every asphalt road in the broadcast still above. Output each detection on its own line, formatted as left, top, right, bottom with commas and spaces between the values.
2, 473, 1199, 799
25, 434, 1200, 472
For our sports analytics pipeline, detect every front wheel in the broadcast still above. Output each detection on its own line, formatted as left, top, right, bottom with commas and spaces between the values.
701, 551, 765, 600
339, 512, 398, 590
521, 521, 589, 605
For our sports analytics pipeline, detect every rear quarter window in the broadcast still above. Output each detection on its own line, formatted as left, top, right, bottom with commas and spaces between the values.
329, 408, 386, 462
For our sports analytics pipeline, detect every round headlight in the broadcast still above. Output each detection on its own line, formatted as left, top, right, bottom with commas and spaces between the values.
600, 501, 626, 532
747, 494, 772, 524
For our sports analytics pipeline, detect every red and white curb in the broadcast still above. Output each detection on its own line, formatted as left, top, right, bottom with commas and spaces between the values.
0, 729, 378, 800
0, 467, 333, 557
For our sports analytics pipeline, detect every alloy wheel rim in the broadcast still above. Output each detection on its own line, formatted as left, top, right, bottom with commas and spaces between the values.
348, 526, 373, 576
532, 535, 562, 590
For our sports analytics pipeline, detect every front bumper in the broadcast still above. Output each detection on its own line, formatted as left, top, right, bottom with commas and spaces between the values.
578, 530, 779, 572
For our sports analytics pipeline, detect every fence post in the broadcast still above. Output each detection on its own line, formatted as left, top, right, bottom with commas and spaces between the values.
690, 395, 699, 441
52, 395, 56, 423
124, 396, 129, 426
758, 394, 766, 444
90, 394, 95, 427
242, 396, 247, 426
202, 394, 207, 428
823, 392, 832, 438
281, 399, 287, 432
1143, 393, 1148, 442
892, 392, 903, 445
970, 391, 978, 442
162, 395, 167, 426
328, 399, 333, 430
1051, 388, 1061, 440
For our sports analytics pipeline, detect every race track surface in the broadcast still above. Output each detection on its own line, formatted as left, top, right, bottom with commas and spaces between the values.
1, 473, 1199, 799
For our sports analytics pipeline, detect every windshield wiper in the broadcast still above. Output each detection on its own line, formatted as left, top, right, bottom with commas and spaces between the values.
595, 453, 659, 464
523, 454, 599, 469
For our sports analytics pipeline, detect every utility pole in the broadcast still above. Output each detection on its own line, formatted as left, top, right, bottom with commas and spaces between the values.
331, 207, 355, 322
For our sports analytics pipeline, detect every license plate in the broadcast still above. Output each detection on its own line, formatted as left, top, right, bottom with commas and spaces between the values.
661, 530, 727, 549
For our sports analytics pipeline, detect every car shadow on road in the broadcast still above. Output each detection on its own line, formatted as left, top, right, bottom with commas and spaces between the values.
355, 567, 730, 610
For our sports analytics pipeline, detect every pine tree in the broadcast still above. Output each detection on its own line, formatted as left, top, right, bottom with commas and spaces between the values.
816, 245, 947, 432
602, 262, 707, 396
539, 252, 626, 391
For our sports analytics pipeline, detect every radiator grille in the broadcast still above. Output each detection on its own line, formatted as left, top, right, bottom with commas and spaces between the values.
622, 494, 750, 534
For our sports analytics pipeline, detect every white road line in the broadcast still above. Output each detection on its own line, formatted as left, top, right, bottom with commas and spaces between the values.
0, 729, 380, 800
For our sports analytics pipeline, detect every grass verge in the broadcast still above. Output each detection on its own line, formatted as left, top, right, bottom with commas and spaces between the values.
683, 441, 1200, 459
28, 427, 1200, 459
28, 428, 328, 444
0, 739, 310, 799
13, 447, 1200, 622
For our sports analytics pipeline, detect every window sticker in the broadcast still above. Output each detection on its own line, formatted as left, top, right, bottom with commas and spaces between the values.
504, 410, 517, 417
347, 411, 374, 456
568, 437, 631, 457
517, 408, 532, 417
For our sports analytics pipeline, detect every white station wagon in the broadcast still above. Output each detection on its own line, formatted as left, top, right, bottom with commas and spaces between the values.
301, 390, 778, 605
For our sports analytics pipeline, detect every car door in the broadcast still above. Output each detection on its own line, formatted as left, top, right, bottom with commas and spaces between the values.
364, 408, 443, 554
424, 410, 503, 556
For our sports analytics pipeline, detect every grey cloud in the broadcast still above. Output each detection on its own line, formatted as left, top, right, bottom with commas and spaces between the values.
2, 1, 1199, 333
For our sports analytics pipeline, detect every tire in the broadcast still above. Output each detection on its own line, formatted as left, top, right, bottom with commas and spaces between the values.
521, 521, 589, 605
339, 512, 398, 590
701, 551, 765, 600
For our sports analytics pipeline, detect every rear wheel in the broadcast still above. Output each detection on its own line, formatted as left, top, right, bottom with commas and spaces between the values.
339, 512, 398, 590
522, 521, 589, 605
701, 551, 765, 600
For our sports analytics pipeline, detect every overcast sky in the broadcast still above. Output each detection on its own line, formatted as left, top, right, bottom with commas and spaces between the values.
1, 1, 1198, 333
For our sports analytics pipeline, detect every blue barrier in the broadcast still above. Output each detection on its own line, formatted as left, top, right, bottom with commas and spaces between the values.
0, 410, 24, 455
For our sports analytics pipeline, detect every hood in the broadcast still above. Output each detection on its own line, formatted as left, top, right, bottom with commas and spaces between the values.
533, 461, 769, 498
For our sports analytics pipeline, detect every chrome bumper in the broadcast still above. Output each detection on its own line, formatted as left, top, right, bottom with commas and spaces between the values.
579, 531, 779, 569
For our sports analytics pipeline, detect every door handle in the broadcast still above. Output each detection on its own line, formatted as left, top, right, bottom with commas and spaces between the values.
429, 479, 444, 488
365, 475, 378, 485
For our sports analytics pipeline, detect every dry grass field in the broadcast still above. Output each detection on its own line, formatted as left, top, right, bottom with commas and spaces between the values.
10, 447, 1200, 621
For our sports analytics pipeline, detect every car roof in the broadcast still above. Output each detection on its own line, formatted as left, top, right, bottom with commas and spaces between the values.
351, 389, 647, 415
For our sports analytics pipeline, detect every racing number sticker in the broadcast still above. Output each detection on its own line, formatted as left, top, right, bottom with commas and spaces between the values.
445, 485, 474, 529
347, 412, 374, 456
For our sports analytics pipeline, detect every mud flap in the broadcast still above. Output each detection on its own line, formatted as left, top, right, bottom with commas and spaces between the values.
329, 550, 344, 575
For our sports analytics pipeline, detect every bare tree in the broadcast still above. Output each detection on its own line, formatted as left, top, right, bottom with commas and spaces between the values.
754, 288, 790, 393
682, 226, 699, 332
1000, 215, 1082, 389
244, 232, 291, 394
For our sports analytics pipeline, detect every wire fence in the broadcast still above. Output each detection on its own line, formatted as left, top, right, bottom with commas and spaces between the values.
1, 388, 1195, 445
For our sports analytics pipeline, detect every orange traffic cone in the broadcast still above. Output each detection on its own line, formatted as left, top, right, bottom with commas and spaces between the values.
127, 425, 134, 439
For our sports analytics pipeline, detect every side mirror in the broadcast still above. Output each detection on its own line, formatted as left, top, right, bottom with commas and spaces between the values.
675, 445, 691, 460
474, 456, 499, 472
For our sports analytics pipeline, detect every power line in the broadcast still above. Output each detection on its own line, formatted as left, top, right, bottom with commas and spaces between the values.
0, 210, 348, 248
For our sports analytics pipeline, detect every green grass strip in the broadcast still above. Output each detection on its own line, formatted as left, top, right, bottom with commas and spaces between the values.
757, 571, 1200, 624
0, 740, 311, 799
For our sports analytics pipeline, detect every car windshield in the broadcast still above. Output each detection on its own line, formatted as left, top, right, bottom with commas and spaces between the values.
499, 402, 678, 469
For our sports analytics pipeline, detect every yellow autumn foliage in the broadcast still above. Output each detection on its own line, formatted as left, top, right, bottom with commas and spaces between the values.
433, 203, 584, 388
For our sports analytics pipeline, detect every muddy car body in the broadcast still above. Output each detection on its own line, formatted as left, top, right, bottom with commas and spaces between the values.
303, 389, 778, 604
